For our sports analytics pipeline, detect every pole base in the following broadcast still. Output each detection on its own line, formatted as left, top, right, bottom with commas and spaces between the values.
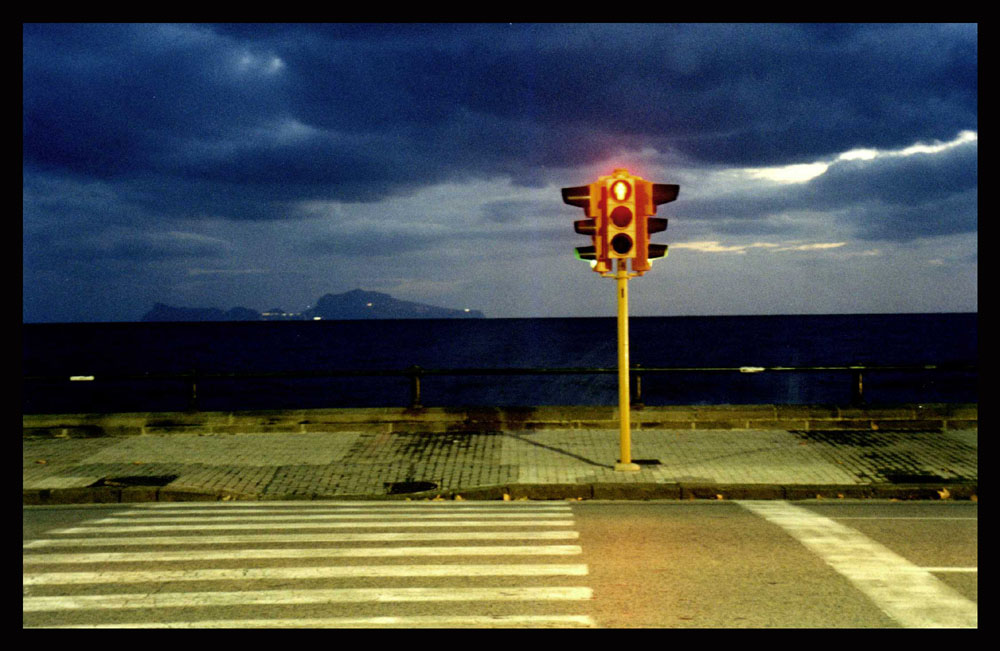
614, 462, 641, 472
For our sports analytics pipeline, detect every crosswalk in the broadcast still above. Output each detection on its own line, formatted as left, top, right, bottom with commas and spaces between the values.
23, 501, 594, 628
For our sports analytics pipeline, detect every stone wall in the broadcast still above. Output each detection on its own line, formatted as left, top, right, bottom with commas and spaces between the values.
23, 403, 977, 438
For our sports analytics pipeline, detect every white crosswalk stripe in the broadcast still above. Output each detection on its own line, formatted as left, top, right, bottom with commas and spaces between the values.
23, 501, 594, 628
738, 501, 978, 628
23, 545, 584, 564
25, 564, 590, 585
40, 615, 597, 629
54, 519, 575, 533
24, 530, 578, 548
24, 586, 595, 610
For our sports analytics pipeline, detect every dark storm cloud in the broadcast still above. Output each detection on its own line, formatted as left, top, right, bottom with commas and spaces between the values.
270, 23, 977, 170
683, 135, 977, 242
22, 23, 978, 322
814, 141, 978, 241
480, 199, 553, 224
24, 23, 977, 220
663, 24, 977, 165
24, 228, 230, 270
24, 24, 281, 175
302, 228, 444, 258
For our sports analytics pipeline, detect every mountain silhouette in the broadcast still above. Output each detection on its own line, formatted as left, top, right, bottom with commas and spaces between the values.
142, 290, 483, 321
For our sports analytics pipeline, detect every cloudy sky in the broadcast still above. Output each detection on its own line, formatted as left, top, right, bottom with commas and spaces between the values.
23, 23, 977, 322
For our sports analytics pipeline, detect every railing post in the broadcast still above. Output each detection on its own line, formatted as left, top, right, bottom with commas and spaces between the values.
188, 370, 199, 411
27, 361, 975, 413
631, 363, 644, 408
851, 368, 864, 405
409, 365, 423, 409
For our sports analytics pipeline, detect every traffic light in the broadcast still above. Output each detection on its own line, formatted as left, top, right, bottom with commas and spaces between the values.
562, 182, 610, 273
564, 169, 678, 276
633, 180, 679, 274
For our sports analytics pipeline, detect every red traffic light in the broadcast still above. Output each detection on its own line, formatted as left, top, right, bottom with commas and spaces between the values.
610, 179, 631, 202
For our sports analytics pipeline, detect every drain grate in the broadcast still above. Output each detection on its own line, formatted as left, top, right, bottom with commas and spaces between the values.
384, 480, 439, 495
89, 475, 178, 488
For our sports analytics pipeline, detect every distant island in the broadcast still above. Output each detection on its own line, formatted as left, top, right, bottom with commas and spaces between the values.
141, 289, 484, 322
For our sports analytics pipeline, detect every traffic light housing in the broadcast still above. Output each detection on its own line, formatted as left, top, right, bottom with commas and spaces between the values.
562, 182, 610, 273
633, 179, 678, 274
563, 169, 678, 276
605, 172, 637, 262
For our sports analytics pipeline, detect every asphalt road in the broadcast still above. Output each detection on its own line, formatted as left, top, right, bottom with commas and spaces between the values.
23, 500, 977, 628
574, 501, 977, 627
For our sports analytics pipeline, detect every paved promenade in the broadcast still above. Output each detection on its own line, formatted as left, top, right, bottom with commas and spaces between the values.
24, 427, 978, 504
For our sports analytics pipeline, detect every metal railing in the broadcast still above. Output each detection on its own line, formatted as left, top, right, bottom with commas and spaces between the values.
23, 363, 977, 411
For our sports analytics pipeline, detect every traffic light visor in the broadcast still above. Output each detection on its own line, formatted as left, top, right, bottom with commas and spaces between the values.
652, 184, 679, 205
647, 217, 668, 234
648, 243, 668, 259
561, 185, 591, 208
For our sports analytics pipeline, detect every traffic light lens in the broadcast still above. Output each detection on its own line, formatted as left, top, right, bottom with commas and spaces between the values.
610, 206, 632, 228
611, 233, 633, 255
611, 180, 631, 202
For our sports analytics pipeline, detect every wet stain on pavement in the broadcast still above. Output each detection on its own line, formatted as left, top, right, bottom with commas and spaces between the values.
89, 474, 178, 487
384, 480, 440, 494
791, 430, 976, 484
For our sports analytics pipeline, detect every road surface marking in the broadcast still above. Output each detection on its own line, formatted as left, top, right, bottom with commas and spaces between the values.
125, 500, 572, 508
832, 517, 976, 521
32, 615, 596, 628
23, 586, 594, 611
23, 544, 583, 564
109, 508, 572, 520
739, 500, 977, 628
97, 512, 573, 523
24, 502, 592, 629
24, 530, 578, 548
112, 500, 573, 513
52, 519, 574, 533
25, 563, 589, 585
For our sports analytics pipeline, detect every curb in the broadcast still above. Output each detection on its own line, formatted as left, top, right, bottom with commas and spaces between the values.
23, 482, 978, 505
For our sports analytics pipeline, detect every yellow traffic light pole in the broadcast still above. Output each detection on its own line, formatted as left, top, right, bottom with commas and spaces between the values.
614, 259, 640, 472
563, 168, 677, 472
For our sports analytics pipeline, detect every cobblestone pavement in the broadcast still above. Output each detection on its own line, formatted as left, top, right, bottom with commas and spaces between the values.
23, 428, 978, 504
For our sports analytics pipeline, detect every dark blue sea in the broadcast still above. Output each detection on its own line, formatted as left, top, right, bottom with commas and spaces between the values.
22, 314, 977, 414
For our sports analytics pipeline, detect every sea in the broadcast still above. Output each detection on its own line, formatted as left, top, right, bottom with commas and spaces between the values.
22, 313, 977, 414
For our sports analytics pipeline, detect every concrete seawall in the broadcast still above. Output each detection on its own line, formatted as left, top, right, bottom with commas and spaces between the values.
23, 403, 977, 438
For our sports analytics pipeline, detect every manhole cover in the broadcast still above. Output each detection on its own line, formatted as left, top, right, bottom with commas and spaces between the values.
385, 480, 439, 495
89, 475, 178, 488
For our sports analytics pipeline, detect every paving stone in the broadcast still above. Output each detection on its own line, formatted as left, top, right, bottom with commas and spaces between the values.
22, 428, 978, 503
